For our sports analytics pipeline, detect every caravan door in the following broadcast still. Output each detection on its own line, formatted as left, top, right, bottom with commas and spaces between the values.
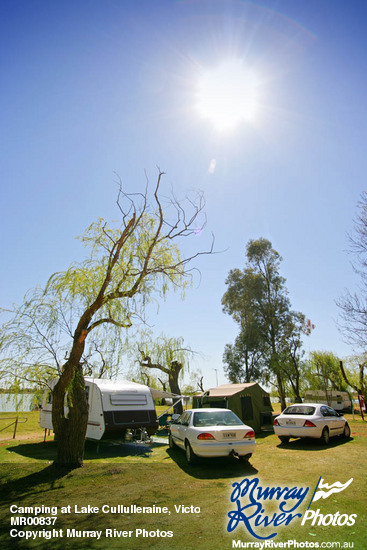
85, 381, 105, 440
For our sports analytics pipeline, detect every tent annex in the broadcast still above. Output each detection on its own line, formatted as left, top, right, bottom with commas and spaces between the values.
192, 382, 273, 432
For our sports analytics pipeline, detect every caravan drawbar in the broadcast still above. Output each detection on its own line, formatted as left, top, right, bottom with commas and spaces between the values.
39, 377, 158, 441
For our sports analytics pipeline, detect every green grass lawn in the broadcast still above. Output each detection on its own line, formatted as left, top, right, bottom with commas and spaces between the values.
0, 411, 366, 550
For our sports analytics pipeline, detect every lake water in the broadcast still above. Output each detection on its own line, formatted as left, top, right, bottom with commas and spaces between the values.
0, 393, 37, 412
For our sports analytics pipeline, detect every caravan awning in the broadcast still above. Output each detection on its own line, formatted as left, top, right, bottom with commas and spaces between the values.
149, 388, 183, 400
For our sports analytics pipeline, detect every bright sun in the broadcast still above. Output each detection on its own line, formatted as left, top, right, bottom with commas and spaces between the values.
196, 60, 260, 132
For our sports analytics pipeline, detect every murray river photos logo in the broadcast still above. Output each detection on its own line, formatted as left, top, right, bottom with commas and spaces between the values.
227, 477, 355, 540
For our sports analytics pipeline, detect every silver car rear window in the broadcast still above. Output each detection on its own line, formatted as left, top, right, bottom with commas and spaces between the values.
193, 410, 243, 427
283, 406, 316, 415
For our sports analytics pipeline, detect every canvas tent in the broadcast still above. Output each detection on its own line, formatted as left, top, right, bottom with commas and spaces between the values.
192, 383, 273, 432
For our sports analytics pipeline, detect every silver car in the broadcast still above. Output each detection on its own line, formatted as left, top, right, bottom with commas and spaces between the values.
273, 403, 351, 444
169, 408, 256, 464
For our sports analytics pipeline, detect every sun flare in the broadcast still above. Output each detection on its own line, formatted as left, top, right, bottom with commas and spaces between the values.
196, 60, 260, 132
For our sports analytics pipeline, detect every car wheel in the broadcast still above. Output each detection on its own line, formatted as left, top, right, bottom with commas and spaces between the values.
279, 436, 290, 444
320, 427, 330, 445
168, 433, 176, 449
185, 441, 197, 464
343, 423, 351, 439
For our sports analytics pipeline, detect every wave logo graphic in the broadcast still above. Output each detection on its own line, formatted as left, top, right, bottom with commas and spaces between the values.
308, 477, 353, 507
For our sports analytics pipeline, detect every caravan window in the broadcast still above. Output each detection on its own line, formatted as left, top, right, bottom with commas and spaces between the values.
110, 393, 148, 406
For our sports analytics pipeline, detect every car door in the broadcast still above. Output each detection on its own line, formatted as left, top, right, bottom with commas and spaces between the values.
171, 411, 191, 449
177, 411, 192, 448
321, 406, 341, 436
326, 406, 345, 435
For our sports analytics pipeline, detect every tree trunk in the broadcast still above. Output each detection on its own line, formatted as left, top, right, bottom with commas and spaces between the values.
158, 378, 167, 406
169, 361, 183, 415
276, 372, 287, 411
288, 374, 302, 403
52, 363, 88, 468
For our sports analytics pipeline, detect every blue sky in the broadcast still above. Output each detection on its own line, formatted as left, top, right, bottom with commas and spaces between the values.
1, 0, 366, 389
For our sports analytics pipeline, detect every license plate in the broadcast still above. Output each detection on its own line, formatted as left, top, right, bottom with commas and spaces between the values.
286, 421, 296, 425
223, 432, 236, 439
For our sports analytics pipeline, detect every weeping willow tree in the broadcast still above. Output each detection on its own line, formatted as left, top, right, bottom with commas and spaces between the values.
136, 333, 195, 414
0, 171, 212, 467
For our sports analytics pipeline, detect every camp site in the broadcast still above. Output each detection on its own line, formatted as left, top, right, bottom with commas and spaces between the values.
2, 1, 367, 549
1, 386, 366, 549
192, 382, 273, 432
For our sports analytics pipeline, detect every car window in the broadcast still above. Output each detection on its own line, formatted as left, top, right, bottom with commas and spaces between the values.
320, 406, 330, 417
179, 412, 191, 426
176, 412, 185, 425
283, 406, 315, 415
193, 410, 243, 427
326, 406, 338, 417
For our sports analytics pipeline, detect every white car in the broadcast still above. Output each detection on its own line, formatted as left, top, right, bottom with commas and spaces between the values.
273, 403, 351, 445
169, 408, 256, 464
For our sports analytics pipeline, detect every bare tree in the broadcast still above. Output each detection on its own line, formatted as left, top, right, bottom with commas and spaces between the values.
338, 191, 367, 349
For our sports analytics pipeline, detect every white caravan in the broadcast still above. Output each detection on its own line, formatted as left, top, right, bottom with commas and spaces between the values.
303, 390, 352, 411
39, 377, 158, 441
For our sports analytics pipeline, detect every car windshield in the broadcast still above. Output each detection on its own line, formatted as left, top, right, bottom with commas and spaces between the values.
193, 410, 243, 427
283, 406, 316, 416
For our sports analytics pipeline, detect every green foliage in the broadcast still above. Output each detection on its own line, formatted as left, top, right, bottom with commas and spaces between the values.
222, 333, 266, 383
180, 369, 204, 395
134, 331, 195, 413
47, 214, 187, 322
222, 238, 311, 405
138, 333, 190, 370
342, 353, 367, 392
305, 351, 346, 392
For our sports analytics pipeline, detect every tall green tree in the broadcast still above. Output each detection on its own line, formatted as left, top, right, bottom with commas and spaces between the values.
0, 172, 212, 467
222, 238, 310, 409
222, 267, 266, 383
222, 332, 266, 383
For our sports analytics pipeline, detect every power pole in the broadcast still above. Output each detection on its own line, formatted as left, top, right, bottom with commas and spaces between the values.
214, 368, 219, 386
